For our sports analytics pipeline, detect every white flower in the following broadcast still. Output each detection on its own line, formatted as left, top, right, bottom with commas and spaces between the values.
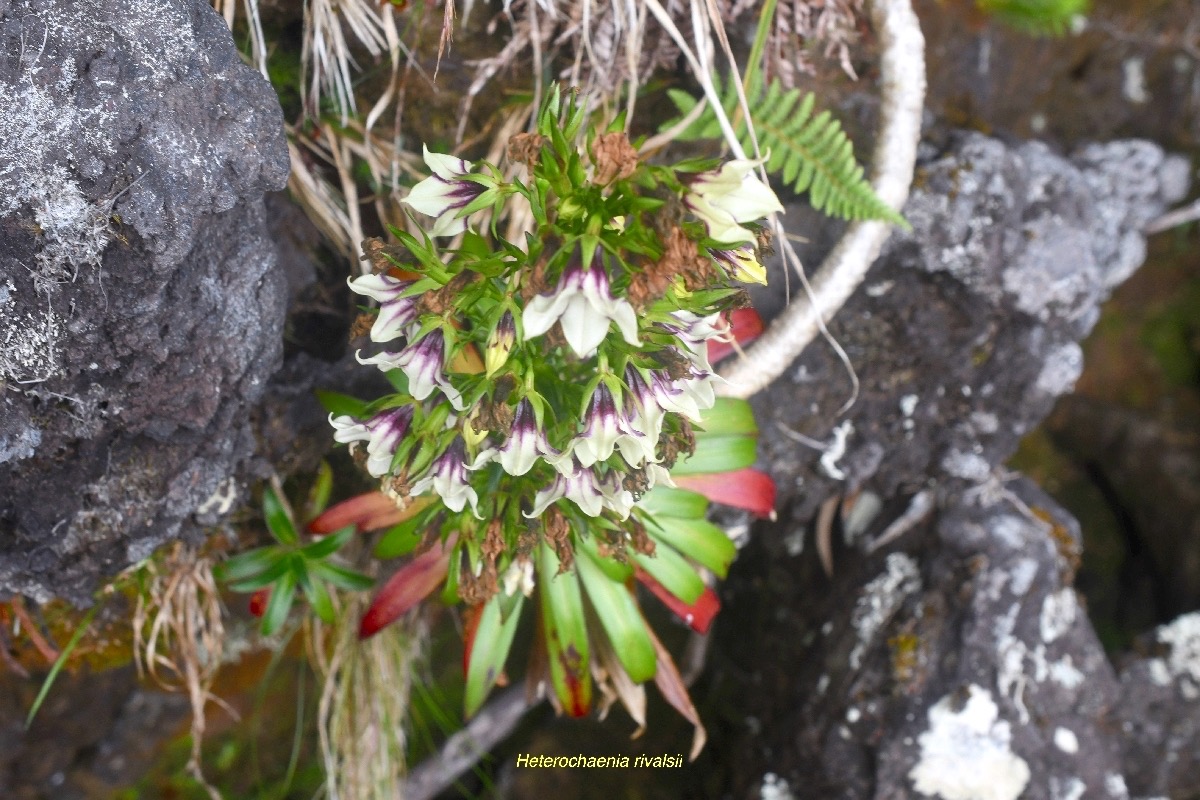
330, 406, 414, 477
684, 159, 784, 245
410, 440, 481, 517
710, 243, 768, 285
356, 329, 465, 410
522, 263, 640, 359
525, 458, 607, 518
348, 273, 419, 342
617, 366, 665, 465
403, 145, 488, 237
470, 398, 558, 476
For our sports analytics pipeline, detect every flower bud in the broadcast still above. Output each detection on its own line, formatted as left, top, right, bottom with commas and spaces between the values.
485, 310, 516, 377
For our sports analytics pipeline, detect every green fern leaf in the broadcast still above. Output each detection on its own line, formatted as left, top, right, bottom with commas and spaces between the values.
662, 76, 905, 225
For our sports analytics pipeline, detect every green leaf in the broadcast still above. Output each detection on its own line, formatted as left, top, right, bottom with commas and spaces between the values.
633, 542, 706, 604
464, 593, 525, 717
300, 526, 353, 561
261, 570, 298, 636
643, 516, 737, 579
670, 434, 758, 476
295, 560, 335, 623
537, 542, 592, 717
576, 550, 656, 683
696, 398, 759, 438
314, 389, 369, 419
637, 487, 709, 519
263, 487, 299, 545
227, 556, 291, 592
373, 515, 426, 559
26, 601, 103, 728
309, 561, 376, 593
214, 547, 281, 584
305, 460, 334, 521
385, 369, 410, 394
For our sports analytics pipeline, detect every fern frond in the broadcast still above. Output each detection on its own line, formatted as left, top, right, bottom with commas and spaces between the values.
663, 76, 904, 225
976, 0, 1089, 36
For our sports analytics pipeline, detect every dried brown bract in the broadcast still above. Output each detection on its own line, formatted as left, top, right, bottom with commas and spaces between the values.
507, 132, 548, 166
591, 132, 639, 186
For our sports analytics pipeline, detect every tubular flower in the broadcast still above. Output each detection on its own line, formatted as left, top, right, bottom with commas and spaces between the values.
522, 263, 640, 359
484, 310, 516, 377
329, 406, 415, 478
356, 330, 466, 411
403, 145, 488, 237
709, 243, 768, 285
525, 457, 607, 518
410, 440, 481, 517
684, 159, 784, 245
348, 273, 419, 343
470, 398, 559, 476
566, 383, 642, 469
648, 370, 714, 423
617, 366, 664, 466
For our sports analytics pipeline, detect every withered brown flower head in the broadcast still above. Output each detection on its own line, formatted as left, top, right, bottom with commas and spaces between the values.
591, 132, 639, 186
507, 132, 548, 167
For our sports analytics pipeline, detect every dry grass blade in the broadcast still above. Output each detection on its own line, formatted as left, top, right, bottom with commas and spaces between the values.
309, 589, 415, 800
132, 544, 231, 800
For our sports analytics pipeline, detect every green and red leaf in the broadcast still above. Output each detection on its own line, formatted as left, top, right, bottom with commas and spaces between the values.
635, 567, 719, 634
707, 307, 764, 363
673, 468, 776, 518
463, 593, 525, 717
537, 542, 592, 717
358, 542, 452, 639
309, 492, 431, 534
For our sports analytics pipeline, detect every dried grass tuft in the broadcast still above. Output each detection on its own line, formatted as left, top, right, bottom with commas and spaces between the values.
132, 544, 232, 800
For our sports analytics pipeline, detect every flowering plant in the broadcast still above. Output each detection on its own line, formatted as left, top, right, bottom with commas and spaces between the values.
299, 88, 779, 750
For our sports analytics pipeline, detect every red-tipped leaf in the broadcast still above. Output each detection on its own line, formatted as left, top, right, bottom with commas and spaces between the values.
673, 468, 776, 518
248, 587, 271, 618
358, 542, 452, 638
635, 568, 720, 634
309, 492, 431, 534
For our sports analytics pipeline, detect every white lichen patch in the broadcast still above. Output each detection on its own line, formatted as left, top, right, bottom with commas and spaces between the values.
1051, 776, 1087, 800
0, 279, 63, 383
760, 772, 795, 800
1040, 589, 1078, 644
1035, 343, 1084, 397
1053, 726, 1079, 754
196, 476, 239, 517
849, 553, 921, 669
909, 685, 1031, 800
1104, 772, 1129, 798
1155, 611, 1200, 699
1010, 558, 1039, 596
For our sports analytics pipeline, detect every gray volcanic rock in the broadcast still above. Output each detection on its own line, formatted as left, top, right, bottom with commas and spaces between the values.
0, 0, 289, 603
709, 133, 1190, 799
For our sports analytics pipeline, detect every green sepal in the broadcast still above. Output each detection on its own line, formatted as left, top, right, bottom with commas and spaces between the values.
315, 389, 370, 419
464, 593, 525, 717
385, 369, 410, 394
576, 549, 656, 683
263, 486, 299, 545
261, 569, 297, 636
537, 542, 592, 716
643, 516, 737, 579
636, 487, 708, 519
632, 542, 705, 604
308, 561, 375, 592
669, 434, 758, 476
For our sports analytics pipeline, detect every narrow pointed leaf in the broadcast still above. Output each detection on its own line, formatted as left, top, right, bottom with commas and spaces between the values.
537, 542, 592, 717
300, 526, 354, 560
359, 544, 452, 638
373, 515, 426, 559
295, 559, 335, 623
261, 570, 297, 636
214, 547, 281, 584
305, 460, 334, 522
635, 568, 719, 634
309, 561, 375, 592
464, 593, 525, 717
646, 622, 706, 761
696, 397, 759, 438
314, 389, 370, 419
669, 434, 757, 476
632, 543, 705, 605
636, 487, 708, 519
263, 486, 299, 545
577, 551, 656, 683
643, 516, 737, 579
673, 468, 777, 518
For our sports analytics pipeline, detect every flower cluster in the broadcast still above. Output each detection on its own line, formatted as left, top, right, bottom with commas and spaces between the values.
326, 88, 781, 723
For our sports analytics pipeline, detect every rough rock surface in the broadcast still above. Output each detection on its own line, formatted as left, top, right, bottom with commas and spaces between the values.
708, 133, 1193, 798
0, 0, 290, 603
